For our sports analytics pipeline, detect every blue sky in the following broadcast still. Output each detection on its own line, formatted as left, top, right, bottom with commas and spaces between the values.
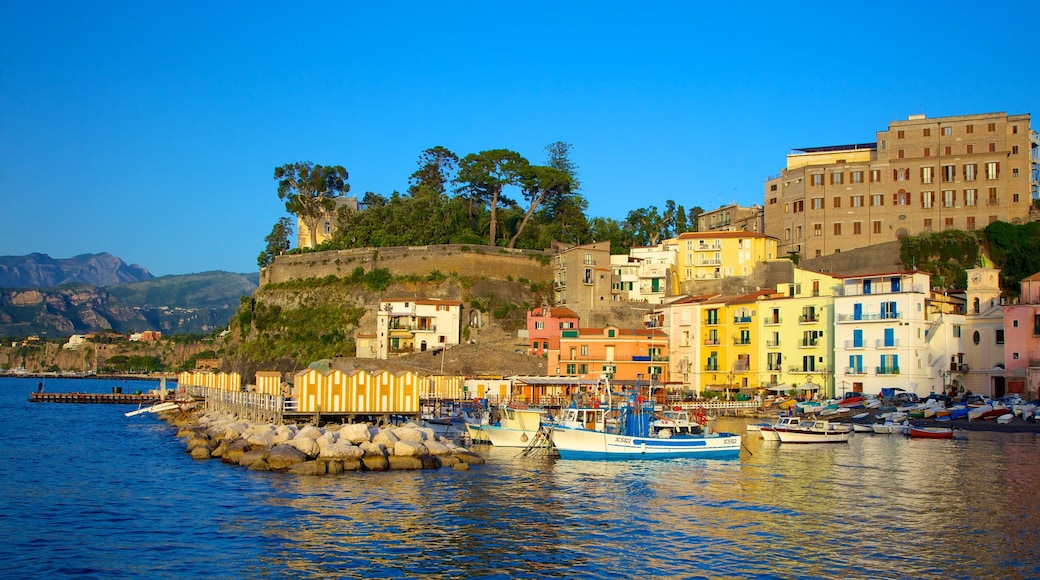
2, 1, 1038, 276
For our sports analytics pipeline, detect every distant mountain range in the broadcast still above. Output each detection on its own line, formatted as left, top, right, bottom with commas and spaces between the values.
0, 252, 153, 288
0, 253, 258, 337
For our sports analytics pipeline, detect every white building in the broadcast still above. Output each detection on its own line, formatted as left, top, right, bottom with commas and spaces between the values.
628, 241, 677, 304
376, 298, 462, 359
833, 271, 932, 397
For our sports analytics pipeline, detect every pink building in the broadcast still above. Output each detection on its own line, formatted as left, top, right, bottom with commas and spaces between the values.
527, 306, 580, 357
1002, 272, 1040, 399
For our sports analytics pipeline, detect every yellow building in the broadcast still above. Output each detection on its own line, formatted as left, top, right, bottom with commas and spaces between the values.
673, 231, 779, 288
697, 290, 774, 395
757, 268, 840, 398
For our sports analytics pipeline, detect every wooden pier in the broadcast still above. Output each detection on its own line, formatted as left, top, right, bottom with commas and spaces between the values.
29, 392, 161, 404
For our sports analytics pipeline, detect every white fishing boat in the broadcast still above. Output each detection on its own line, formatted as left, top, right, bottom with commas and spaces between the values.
548, 381, 741, 461
774, 419, 852, 443
851, 423, 874, 433
466, 406, 546, 447
759, 416, 804, 441
871, 420, 909, 435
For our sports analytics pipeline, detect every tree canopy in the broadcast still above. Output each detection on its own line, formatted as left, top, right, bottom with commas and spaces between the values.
275, 162, 349, 248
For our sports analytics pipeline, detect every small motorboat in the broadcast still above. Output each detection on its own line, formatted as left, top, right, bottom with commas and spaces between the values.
996, 413, 1014, 425
908, 426, 954, 439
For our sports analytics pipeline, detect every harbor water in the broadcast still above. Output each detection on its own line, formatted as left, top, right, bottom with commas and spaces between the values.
2, 376, 1038, 579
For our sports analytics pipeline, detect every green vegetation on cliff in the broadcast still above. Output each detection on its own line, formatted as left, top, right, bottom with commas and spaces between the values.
900, 221, 1040, 294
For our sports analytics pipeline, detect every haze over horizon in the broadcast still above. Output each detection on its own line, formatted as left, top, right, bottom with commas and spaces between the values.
3, 1, 1037, 276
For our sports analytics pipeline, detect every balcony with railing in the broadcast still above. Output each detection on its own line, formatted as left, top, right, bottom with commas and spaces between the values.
787, 366, 817, 375
845, 367, 866, 375
799, 339, 819, 348
733, 337, 752, 346
699, 258, 723, 266
799, 315, 819, 324
836, 312, 903, 322
704, 338, 720, 346
844, 340, 865, 349
875, 338, 899, 348
704, 318, 720, 326
704, 363, 719, 372
696, 242, 723, 251
764, 317, 782, 326
838, 284, 926, 296
733, 315, 752, 324
876, 366, 901, 375
766, 339, 780, 348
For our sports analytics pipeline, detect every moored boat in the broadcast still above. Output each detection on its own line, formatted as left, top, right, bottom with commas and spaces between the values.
908, 426, 954, 439
759, 416, 804, 441
466, 406, 546, 447
549, 385, 741, 460
775, 419, 852, 443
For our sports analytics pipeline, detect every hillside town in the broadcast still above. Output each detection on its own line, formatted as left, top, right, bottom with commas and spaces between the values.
317, 110, 1039, 404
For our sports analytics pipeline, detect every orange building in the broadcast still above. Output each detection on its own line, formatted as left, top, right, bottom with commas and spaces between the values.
552, 326, 669, 382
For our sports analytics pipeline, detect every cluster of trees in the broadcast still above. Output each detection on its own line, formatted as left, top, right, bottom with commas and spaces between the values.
258, 143, 704, 266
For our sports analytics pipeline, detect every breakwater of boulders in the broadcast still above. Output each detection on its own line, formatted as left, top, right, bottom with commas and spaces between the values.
161, 409, 485, 475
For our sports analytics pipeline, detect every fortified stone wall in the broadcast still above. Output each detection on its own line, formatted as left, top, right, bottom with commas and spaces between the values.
261, 245, 552, 286
680, 260, 795, 297
799, 241, 903, 277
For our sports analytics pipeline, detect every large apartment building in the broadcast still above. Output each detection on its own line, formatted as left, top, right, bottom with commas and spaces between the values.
764, 112, 1037, 260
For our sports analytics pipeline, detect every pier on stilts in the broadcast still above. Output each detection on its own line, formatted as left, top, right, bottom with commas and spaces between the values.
29, 392, 162, 404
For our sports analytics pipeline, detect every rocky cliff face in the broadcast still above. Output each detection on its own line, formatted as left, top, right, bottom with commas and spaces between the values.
0, 253, 153, 288
0, 285, 146, 336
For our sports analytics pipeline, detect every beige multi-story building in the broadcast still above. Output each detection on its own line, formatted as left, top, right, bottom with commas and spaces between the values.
698, 203, 764, 234
764, 112, 1037, 260
552, 241, 614, 323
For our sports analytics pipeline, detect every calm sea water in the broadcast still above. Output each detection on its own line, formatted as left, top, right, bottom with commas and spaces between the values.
1, 377, 1038, 579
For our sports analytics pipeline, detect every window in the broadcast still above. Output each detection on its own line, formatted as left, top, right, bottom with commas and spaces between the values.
967, 216, 976, 230
897, 130, 905, 138
871, 169, 881, 182
784, 228, 791, 241
996, 329, 1004, 344
812, 197, 823, 210
814, 223, 822, 236
1013, 125, 1019, 134
793, 200, 804, 213
873, 220, 882, 234
871, 194, 883, 207
921, 166, 933, 184
988, 188, 998, 206
833, 196, 841, 208
989, 142, 996, 153
534, 321, 544, 330
834, 223, 842, 235
1014, 193, 1020, 203
811, 174, 824, 186
966, 124, 974, 134
942, 165, 955, 182
923, 147, 930, 157
894, 192, 910, 206
965, 189, 976, 206
894, 168, 909, 181
851, 171, 863, 183
921, 191, 934, 208
852, 195, 864, 207
795, 226, 802, 238
945, 217, 954, 230
565, 364, 576, 374
943, 190, 954, 208
923, 128, 931, 137
964, 164, 976, 181
580, 345, 588, 356
988, 122, 996, 132
853, 222, 862, 235
986, 162, 999, 179
832, 173, 843, 185
966, 144, 973, 154
898, 149, 905, 159
944, 146, 952, 156
923, 218, 932, 231
1013, 168, 1020, 177
578, 363, 588, 374
1012, 145, 1020, 154
943, 126, 953, 136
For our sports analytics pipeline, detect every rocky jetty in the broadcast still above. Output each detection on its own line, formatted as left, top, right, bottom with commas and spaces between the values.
162, 409, 485, 474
